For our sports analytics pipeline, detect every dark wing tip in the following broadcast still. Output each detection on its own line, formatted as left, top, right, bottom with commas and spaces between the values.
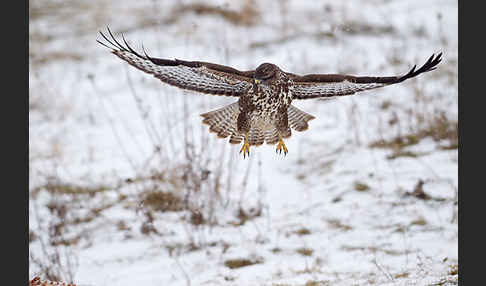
96, 39, 114, 50
141, 44, 164, 66
97, 27, 183, 68
98, 28, 119, 51
120, 32, 144, 58
396, 52, 443, 83
141, 44, 152, 61
97, 26, 146, 59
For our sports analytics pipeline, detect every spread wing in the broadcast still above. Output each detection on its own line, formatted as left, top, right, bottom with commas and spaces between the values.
288, 53, 442, 99
97, 27, 254, 97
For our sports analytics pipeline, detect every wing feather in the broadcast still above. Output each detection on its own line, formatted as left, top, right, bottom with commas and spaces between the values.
97, 27, 254, 97
289, 53, 442, 99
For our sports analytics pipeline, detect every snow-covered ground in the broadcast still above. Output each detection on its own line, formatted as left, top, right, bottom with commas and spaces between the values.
29, 0, 458, 285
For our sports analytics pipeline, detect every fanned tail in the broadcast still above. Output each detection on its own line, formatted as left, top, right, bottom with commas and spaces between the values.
201, 102, 242, 144
248, 126, 265, 146
264, 127, 279, 145
287, 105, 315, 132
201, 103, 315, 146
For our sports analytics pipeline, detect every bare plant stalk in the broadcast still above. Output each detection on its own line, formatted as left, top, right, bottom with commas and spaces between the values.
88, 77, 138, 173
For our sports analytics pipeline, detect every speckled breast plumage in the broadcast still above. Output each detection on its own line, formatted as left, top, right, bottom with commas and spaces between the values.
245, 75, 293, 131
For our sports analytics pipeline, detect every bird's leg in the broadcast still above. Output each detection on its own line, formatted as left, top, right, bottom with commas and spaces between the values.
239, 132, 250, 158
276, 136, 288, 156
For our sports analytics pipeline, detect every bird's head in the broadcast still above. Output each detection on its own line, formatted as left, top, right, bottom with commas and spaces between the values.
254, 63, 278, 85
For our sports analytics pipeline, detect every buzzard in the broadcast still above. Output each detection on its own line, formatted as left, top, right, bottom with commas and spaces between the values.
97, 28, 442, 158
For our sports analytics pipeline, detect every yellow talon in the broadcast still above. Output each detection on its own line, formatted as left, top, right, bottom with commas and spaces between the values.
239, 133, 250, 158
276, 137, 288, 156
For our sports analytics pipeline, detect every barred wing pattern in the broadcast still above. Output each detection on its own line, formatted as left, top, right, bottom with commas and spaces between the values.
98, 28, 254, 97
289, 53, 442, 99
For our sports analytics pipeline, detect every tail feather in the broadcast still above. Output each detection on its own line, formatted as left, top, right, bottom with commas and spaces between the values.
202, 103, 316, 146
287, 105, 315, 132
248, 127, 265, 146
201, 102, 242, 144
229, 134, 244, 144
264, 127, 279, 145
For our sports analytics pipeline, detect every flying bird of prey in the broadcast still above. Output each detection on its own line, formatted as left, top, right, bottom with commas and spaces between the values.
97, 28, 441, 158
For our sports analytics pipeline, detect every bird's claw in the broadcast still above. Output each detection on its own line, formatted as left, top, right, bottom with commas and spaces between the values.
276, 139, 288, 156
239, 134, 250, 159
